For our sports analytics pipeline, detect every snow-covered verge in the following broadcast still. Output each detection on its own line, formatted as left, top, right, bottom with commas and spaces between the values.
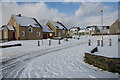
0, 35, 119, 78
87, 35, 119, 58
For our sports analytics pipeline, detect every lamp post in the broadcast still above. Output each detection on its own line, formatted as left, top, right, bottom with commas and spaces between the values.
101, 8, 104, 47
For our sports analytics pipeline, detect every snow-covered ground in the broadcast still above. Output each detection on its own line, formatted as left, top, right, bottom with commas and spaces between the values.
87, 35, 119, 58
0, 35, 119, 78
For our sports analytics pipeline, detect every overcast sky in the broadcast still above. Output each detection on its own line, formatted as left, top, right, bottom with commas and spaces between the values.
1, 2, 118, 29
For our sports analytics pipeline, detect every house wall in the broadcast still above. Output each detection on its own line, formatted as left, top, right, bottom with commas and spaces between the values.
7, 15, 20, 40
0, 31, 3, 40
43, 32, 55, 39
109, 20, 120, 34
19, 27, 42, 40
57, 29, 68, 38
3, 27, 8, 40
3, 27, 15, 40
8, 31, 15, 40
46, 21, 57, 36
89, 30, 97, 35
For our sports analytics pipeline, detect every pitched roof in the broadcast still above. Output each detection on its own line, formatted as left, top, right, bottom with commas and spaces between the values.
0, 28, 4, 31
13, 15, 42, 28
50, 21, 67, 30
79, 29, 86, 32
97, 26, 109, 29
2, 25, 15, 31
42, 25, 53, 32
56, 21, 68, 30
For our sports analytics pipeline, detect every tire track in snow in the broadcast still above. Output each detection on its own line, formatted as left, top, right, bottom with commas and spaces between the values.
1, 39, 96, 78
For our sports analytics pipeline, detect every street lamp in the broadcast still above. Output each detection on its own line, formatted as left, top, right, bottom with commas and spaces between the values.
101, 8, 104, 47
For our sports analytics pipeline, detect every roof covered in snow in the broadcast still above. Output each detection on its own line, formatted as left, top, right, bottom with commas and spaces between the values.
97, 26, 109, 30
0, 28, 4, 31
2, 25, 15, 31
42, 25, 53, 32
13, 15, 42, 28
50, 21, 67, 30
86, 26, 99, 31
78, 29, 86, 32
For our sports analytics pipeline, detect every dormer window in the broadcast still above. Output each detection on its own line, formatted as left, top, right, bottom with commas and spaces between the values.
62, 30, 65, 34
28, 25, 33, 32
34, 24, 39, 27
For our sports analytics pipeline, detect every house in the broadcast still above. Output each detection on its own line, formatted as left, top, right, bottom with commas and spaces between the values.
78, 28, 86, 35
86, 26, 100, 35
69, 27, 80, 36
42, 25, 54, 39
109, 20, 120, 35
4, 14, 43, 40
0, 27, 4, 40
2, 25, 16, 40
97, 26, 110, 35
46, 21, 68, 38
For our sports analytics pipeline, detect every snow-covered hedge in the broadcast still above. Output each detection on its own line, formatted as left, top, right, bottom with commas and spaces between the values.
84, 53, 120, 74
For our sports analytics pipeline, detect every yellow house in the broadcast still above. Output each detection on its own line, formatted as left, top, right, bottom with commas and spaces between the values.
46, 21, 68, 38
2, 25, 15, 40
42, 25, 54, 39
109, 20, 120, 35
0, 27, 4, 40
4, 14, 43, 40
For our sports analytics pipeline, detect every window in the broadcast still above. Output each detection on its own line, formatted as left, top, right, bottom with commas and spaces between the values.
37, 32, 41, 36
34, 24, 39, 27
58, 32, 61, 36
28, 26, 33, 32
21, 31, 25, 36
62, 30, 65, 34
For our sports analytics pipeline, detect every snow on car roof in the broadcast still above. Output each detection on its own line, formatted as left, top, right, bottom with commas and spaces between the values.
13, 15, 40, 28
42, 25, 53, 32
50, 21, 66, 29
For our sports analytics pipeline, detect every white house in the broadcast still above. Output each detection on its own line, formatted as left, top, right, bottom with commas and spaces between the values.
69, 27, 80, 36
97, 26, 110, 34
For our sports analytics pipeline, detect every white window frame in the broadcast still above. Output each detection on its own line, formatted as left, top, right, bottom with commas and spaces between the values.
58, 32, 61, 36
37, 32, 41, 36
62, 30, 65, 34
28, 26, 33, 32
21, 31, 25, 36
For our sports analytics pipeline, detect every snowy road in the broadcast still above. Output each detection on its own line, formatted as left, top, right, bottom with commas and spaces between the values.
0, 35, 119, 78
1, 37, 89, 78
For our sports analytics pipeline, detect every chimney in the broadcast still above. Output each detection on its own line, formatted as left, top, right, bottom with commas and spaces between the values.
18, 14, 21, 17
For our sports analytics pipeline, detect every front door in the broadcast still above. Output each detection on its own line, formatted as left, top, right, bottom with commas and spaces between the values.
43, 34, 47, 39
13, 32, 15, 40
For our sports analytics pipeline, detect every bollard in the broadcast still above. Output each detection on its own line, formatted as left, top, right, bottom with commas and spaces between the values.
59, 39, 61, 44
109, 39, 112, 46
64, 38, 66, 41
101, 40, 103, 47
66, 38, 68, 41
49, 39, 51, 46
88, 39, 91, 46
38, 41, 40, 46
97, 40, 100, 46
